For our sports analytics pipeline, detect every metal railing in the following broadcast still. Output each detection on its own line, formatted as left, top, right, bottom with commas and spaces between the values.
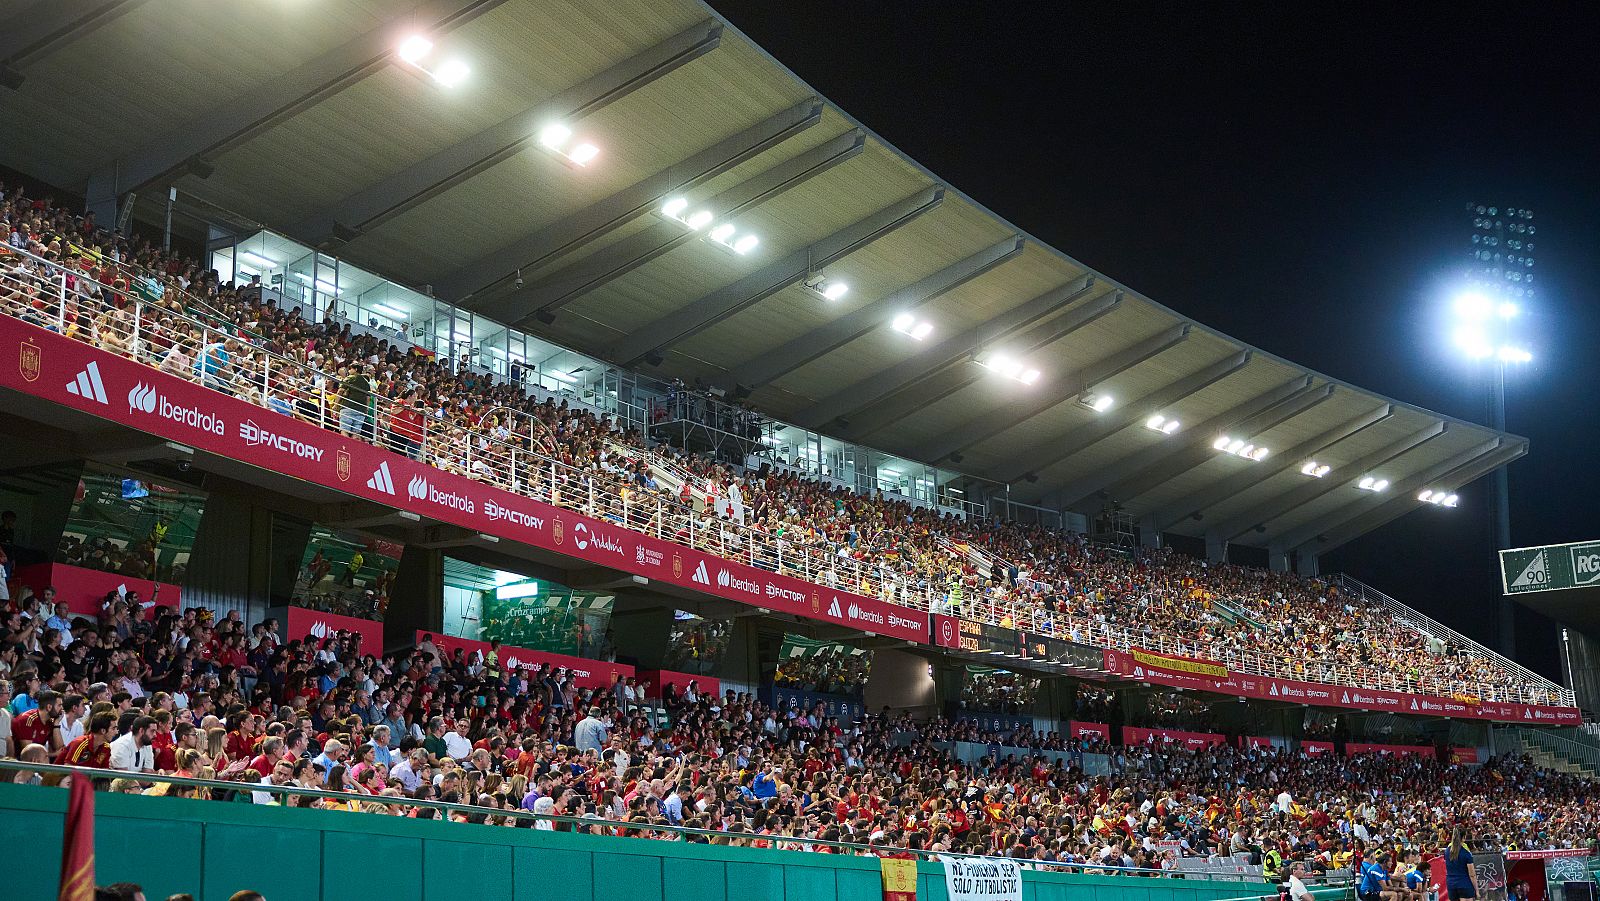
0, 241, 1560, 706
0, 759, 1285, 880
1331, 574, 1571, 705
1512, 727, 1600, 773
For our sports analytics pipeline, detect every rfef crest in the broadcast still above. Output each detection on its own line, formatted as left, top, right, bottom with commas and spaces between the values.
672, 552, 683, 579
19, 338, 40, 382
336, 448, 351, 481
553, 515, 565, 545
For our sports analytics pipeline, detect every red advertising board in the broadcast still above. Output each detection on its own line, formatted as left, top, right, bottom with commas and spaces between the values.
14, 562, 179, 620
282, 607, 383, 655
0, 319, 926, 643
1124, 726, 1228, 749
420, 631, 633, 692
636, 669, 720, 701
1101, 648, 1579, 725
1067, 721, 1110, 740
1450, 746, 1480, 764
1348, 742, 1436, 758
1302, 740, 1334, 755
1242, 735, 1275, 750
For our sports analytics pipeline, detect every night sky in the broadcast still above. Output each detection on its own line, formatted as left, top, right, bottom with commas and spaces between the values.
710, 1, 1600, 677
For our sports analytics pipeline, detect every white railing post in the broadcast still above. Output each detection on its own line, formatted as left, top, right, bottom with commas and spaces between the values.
131, 300, 142, 360
57, 272, 67, 332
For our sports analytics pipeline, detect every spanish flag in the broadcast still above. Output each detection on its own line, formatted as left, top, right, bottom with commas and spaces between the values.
881, 857, 917, 901
58, 774, 95, 901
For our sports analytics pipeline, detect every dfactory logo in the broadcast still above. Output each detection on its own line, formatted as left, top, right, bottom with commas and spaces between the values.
240, 419, 324, 461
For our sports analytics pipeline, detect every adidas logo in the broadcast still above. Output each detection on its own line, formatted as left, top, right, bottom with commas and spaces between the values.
367, 462, 397, 495
1269, 684, 1280, 697
691, 561, 711, 585
827, 597, 842, 618
1341, 692, 1350, 703
66, 361, 109, 404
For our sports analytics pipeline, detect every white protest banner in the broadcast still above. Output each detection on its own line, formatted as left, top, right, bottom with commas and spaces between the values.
940, 855, 1023, 901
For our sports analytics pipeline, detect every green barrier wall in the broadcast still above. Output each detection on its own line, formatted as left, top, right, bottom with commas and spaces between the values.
0, 782, 1267, 901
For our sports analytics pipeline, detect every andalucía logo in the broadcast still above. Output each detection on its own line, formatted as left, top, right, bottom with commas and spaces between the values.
19, 338, 40, 382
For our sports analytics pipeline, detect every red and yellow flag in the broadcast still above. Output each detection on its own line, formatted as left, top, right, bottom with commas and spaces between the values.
59, 775, 95, 901
881, 857, 917, 901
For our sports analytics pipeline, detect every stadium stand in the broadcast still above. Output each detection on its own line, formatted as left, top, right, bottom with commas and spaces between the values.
0, 607, 1597, 872
0, 182, 1566, 706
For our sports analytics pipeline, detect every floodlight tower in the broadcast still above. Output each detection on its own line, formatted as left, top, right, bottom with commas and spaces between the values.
1456, 202, 1536, 655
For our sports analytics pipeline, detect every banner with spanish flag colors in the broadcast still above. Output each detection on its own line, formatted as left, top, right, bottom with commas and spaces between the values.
58, 774, 95, 901
881, 856, 917, 901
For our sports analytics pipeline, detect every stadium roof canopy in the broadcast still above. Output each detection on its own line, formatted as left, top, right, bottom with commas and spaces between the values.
0, 0, 1525, 561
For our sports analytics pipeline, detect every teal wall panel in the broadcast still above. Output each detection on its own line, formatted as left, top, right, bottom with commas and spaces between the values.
426, 839, 514, 901
201, 821, 323, 901
595, 848, 666, 901
785, 863, 838, 901
323, 830, 423, 901
0, 783, 1277, 901
664, 855, 728, 901
514, 844, 593, 900
99, 814, 202, 901
727, 859, 786, 901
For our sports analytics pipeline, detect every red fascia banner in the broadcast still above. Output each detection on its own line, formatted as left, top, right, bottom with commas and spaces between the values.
1449, 746, 1480, 764
1504, 849, 1592, 860
14, 562, 179, 620
283, 607, 383, 655
1067, 721, 1110, 740
1100, 648, 1579, 725
1347, 742, 1436, 758
1123, 726, 1227, 749
636, 669, 720, 701
420, 631, 633, 692
1241, 735, 1275, 750
932, 613, 961, 649
0, 319, 927, 643
1301, 741, 1335, 755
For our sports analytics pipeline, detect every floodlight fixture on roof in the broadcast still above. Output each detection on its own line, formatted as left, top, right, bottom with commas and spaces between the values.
1145, 415, 1181, 435
538, 122, 599, 167
396, 35, 469, 87
660, 198, 759, 254
891, 314, 933, 341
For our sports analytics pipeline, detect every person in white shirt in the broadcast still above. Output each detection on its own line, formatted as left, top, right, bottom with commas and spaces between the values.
1276, 789, 1294, 814
443, 718, 473, 761
55, 693, 86, 748
109, 715, 157, 773
254, 759, 295, 804
1287, 862, 1315, 901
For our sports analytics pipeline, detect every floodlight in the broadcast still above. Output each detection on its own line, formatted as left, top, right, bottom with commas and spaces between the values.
398, 36, 433, 64
539, 124, 573, 149
433, 59, 470, 87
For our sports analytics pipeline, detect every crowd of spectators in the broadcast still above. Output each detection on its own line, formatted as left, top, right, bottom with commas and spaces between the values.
0, 601, 1595, 879
0, 181, 1562, 708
